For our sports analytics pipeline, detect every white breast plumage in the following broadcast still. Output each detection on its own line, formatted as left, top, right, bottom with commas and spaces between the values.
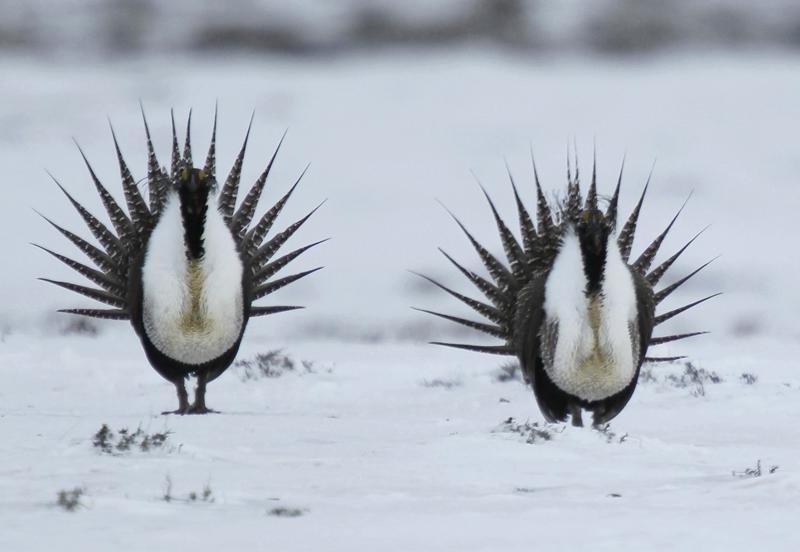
141, 193, 244, 365
542, 229, 638, 401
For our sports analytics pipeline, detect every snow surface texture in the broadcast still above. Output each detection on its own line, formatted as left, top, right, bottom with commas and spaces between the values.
1, 51, 799, 549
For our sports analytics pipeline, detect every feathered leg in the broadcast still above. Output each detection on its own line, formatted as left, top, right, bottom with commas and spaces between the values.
162, 379, 190, 415
188, 371, 217, 414
569, 403, 584, 428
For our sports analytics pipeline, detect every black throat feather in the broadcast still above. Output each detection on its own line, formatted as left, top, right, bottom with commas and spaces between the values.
577, 225, 608, 296
178, 176, 209, 260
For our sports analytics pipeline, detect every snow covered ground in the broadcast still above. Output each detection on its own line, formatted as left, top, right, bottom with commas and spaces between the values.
1, 50, 799, 549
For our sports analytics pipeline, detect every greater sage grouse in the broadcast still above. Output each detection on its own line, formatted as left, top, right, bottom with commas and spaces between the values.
417, 157, 716, 427
38, 110, 324, 414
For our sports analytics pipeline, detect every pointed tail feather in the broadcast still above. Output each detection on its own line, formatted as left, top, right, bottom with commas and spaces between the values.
437, 248, 508, 308
75, 142, 134, 242
632, 195, 690, 274
252, 239, 329, 287
58, 308, 129, 320
442, 206, 513, 290
39, 278, 127, 309
243, 167, 306, 255
410, 271, 506, 325
109, 123, 151, 228
584, 150, 598, 211
183, 109, 193, 167
532, 161, 555, 236
249, 203, 324, 269
203, 104, 218, 185
644, 356, 687, 363
139, 103, 168, 214
250, 267, 322, 302
430, 342, 515, 356
249, 305, 305, 317
413, 308, 508, 339
170, 109, 181, 178
230, 131, 287, 237
479, 185, 528, 281
218, 112, 254, 222
653, 293, 721, 326
606, 157, 624, 228
50, 175, 122, 258
36, 212, 117, 275
617, 175, 650, 262
506, 163, 537, 255
33, 244, 124, 295
646, 227, 708, 286
653, 258, 718, 305
649, 331, 708, 346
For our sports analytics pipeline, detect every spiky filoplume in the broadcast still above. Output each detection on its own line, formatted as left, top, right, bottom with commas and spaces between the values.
418, 154, 716, 426
37, 109, 324, 413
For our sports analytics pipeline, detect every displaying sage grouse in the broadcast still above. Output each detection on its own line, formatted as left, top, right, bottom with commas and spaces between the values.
37, 110, 324, 414
417, 157, 716, 427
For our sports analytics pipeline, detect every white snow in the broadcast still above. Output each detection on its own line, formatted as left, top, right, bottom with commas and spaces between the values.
0, 50, 799, 550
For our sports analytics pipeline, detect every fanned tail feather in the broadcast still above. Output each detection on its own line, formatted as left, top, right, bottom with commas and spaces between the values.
617, 175, 649, 262
646, 227, 708, 287
109, 123, 151, 230
410, 271, 506, 325
479, 185, 528, 281
33, 244, 124, 296
249, 305, 305, 317
250, 267, 323, 302
75, 143, 134, 243
230, 132, 286, 237
653, 293, 721, 327
442, 206, 513, 290
413, 308, 508, 339
203, 105, 218, 186
252, 239, 329, 287
249, 203, 324, 269
644, 355, 687, 363
653, 258, 718, 305
58, 308, 129, 320
243, 167, 306, 256
649, 331, 707, 346
36, 212, 117, 275
218, 113, 254, 222
438, 249, 508, 309
429, 342, 515, 356
506, 163, 537, 255
39, 278, 126, 308
632, 195, 690, 274
50, 175, 122, 259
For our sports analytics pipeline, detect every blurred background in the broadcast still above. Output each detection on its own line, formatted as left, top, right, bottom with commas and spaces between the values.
1, 0, 799, 355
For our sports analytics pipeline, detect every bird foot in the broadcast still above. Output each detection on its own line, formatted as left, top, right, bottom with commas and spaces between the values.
186, 403, 218, 415
161, 406, 190, 416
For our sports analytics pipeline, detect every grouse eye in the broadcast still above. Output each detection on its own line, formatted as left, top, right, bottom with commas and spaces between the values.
180, 166, 190, 182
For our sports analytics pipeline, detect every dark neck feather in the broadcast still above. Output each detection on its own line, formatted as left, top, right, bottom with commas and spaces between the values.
581, 244, 606, 295
178, 186, 209, 260
577, 227, 608, 295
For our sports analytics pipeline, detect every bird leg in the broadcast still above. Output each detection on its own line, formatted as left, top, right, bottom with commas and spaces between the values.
187, 371, 217, 414
162, 379, 190, 415
569, 403, 584, 427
